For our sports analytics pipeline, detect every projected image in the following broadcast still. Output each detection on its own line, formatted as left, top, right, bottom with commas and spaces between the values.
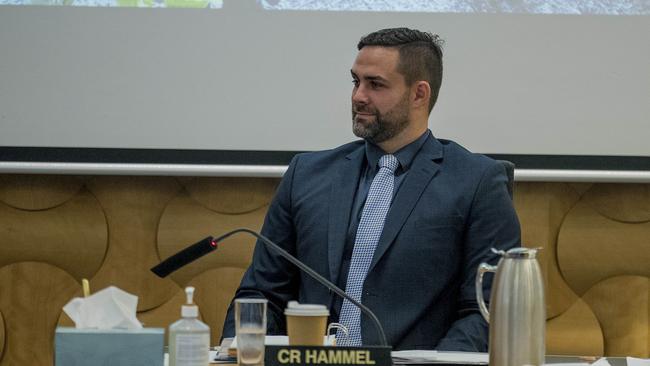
1, 0, 646, 14
259, 0, 648, 15
0, 0, 221, 7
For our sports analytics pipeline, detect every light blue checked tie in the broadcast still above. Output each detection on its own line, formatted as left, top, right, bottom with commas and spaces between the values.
337, 154, 399, 346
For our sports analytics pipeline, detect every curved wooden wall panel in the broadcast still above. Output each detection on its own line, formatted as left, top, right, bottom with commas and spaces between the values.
584, 184, 650, 223
0, 190, 108, 279
0, 175, 647, 364
0, 310, 4, 360
545, 297, 603, 356
0, 262, 78, 365
515, 182, 650, 358
182, 177, 279, 214
85, 176, 183, 311
581, 276, 649, 357
136, 284, 187, 341
187, 267, 248, 345
558, 201, 650, 295
514, 183, 582, 318
0, 175, 84, 210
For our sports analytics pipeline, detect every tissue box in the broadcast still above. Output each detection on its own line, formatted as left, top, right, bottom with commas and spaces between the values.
55, 327, 164, 366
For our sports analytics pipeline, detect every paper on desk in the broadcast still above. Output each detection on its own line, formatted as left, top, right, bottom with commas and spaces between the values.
627, 357, 650, 366
593, 358, 613, 366
391, 350, 488, 364
165, 351, 222, 365
230, 335, 336, 348
543, 356, 610, 366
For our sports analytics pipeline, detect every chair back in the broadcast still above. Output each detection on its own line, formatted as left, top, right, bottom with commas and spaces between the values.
497, 160, 515, 199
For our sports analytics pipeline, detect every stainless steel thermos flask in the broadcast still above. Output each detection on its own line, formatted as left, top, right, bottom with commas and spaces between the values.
476, 247, 545, 366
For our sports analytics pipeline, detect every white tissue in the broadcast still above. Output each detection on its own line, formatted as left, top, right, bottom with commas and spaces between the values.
63, 286, 142, 329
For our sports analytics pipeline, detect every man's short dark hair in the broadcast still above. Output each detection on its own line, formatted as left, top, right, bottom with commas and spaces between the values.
358, 27, 444, 114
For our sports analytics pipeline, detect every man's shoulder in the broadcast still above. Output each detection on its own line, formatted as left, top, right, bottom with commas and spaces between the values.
291, 140, 364, 166
438, 138, 500, 171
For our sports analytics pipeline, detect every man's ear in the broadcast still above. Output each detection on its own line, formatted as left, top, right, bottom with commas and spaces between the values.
412, 81, 431, 110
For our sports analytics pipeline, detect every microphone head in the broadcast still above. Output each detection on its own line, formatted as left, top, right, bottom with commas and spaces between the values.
151, 236, 216, 278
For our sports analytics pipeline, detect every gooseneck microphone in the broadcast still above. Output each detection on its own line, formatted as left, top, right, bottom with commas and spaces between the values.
151, 227, 388, 347
151, 236, 216, 277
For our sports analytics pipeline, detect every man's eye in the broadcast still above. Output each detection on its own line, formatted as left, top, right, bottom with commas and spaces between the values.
370, 81, 382, 88
351, 79, 359, 87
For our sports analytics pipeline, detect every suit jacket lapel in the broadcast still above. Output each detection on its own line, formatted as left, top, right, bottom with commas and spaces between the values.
368, 137, 444, 273
328, 146, 365, 285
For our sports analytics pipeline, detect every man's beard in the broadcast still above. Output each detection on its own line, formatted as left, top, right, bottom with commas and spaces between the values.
352, 93, 410, 144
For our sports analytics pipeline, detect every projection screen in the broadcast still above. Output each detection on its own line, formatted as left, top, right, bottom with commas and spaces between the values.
0, 0, 648, 176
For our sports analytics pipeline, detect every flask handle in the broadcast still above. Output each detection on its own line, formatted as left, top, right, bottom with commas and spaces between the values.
476, 263, 498, 323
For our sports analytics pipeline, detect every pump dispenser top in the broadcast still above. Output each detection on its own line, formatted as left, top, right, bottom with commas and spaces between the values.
181, 286, 198, 318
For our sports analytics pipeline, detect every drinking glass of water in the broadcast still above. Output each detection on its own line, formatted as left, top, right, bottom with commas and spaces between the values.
235, 298, 267, 366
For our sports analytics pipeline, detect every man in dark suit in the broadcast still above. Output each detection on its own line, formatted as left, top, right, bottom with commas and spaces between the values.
222, 27, 520, 351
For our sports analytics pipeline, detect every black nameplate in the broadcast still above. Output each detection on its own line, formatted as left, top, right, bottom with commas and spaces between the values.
265, 345, 392, 366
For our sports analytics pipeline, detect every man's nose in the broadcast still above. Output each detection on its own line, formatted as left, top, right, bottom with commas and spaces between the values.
352, 85, 368, 104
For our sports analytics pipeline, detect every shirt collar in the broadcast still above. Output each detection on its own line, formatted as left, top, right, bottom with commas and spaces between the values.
364, 130, 431, 174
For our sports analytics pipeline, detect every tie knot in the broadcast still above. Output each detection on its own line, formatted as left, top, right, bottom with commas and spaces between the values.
378, 154, 399, 173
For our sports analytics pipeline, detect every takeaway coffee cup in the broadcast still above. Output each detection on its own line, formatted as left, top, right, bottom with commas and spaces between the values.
284, 301, 330, 346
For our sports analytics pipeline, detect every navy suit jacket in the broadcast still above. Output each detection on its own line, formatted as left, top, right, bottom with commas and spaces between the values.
223, 135, 520, 351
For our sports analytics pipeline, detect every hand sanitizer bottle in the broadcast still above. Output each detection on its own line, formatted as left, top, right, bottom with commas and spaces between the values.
169, 286, 210, 366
